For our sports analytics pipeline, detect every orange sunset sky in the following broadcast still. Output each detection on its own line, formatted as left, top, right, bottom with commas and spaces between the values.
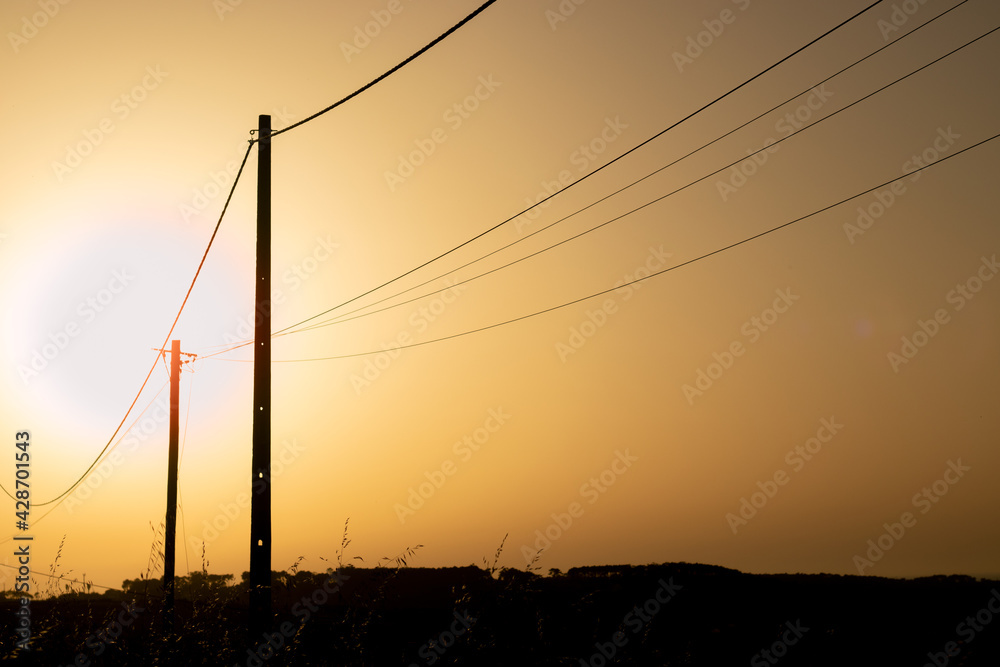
2, 0, 999, 593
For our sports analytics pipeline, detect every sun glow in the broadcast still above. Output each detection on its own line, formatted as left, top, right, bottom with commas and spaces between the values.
8, 217, 250, 432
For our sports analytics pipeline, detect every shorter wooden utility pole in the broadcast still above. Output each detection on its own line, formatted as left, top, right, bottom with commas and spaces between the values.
156, 340, 196, 635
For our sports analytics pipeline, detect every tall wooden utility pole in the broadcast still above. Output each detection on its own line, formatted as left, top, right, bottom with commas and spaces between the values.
249, 114, 272, 639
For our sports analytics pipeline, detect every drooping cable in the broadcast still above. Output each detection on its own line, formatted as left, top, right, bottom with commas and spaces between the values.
222, 131, 999, 362
264, 1, 497, 140
270, 0, 888, 339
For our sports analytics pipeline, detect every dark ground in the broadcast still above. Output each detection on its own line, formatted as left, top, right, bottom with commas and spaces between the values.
2, 562, 999, 666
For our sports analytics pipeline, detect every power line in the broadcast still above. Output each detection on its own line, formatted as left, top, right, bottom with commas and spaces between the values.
263, 0, 497, 140
199, 4, 983, 361
0, 561, 117, 593
269, 0, 888, 339
0, 380, 171, 549
216, 131, 999, 363
0, 379, 167, 503
178, 367, 196, 576
287, 5, 984, 338
0, 562, 193, 600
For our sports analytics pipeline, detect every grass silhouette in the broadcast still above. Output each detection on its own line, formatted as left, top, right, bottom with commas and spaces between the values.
3, 523, 1000, 665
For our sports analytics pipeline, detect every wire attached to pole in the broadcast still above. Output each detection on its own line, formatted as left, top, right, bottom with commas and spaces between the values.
259, 0, 497, 141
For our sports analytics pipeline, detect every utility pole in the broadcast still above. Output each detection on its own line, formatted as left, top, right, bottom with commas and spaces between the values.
165, 340, 180, 635
158, 340, 196, 635
249, 113, 272, 640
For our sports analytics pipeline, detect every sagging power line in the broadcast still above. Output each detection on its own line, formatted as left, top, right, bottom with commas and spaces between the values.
263, 0, 889, 339
199, 11, 997, 365
208, 130, 1000, 363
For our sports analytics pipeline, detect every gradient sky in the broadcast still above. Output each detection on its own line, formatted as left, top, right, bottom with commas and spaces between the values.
2, 0, 999, 593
